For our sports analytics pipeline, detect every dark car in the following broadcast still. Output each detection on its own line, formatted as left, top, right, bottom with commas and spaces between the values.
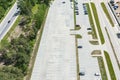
62, 1, 65, 4
8, 20, 10, 23
77, 46, 82, 48
87, 28, 92, 30
79, 72, 85, 76
75, 11, 79, 15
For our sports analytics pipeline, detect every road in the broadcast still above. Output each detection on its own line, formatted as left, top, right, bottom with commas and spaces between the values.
76, 0, 102, 80
92, 0, 120, 79
30, 0, 120, 80
0, 2, 19, 41
31, 0, 77, 80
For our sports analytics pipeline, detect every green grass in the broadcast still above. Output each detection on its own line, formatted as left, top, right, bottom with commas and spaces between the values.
86, 3, 97, 39
104, 51, 116, 80
75, 36, 80, 80
89, 41, 99, 45
32, 4, 39, 14
75, 25, 81, 30
0, 15, 21, 48
97, 56, 108, 80
105, 28, 120, 69
76, 34, 82, 39
101, 2, 114, 27
91, 2, 105, 44
73, 0, 76, 27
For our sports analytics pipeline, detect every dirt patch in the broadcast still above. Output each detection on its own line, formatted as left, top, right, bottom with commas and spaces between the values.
8, 26, 22, 41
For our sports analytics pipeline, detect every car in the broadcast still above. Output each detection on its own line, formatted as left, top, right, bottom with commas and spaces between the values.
8, 20, 11, 23
94, 73, 100, 76
87, 28, 92, 30
84, 11, 88, 14
75, 11, 79, 15
62, 1, 65, 4
75, 6, 78, 10
79, 72, 85, 76
83, 3, 85, 5
77, 46, 82, 48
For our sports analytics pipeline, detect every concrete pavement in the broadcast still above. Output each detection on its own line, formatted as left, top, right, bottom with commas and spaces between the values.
31, 0, 77, 80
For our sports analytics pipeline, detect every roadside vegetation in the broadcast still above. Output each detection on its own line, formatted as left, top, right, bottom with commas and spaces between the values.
91, 50, 101, 55
76, 34, 82, 39
75, 36, 80, 80
0, 0, 15, 22
97, 56, 108, 80
91, 2, 105, 44
101, 2, 114, 27
104, 51, 116, 80
105, 28, 120, 69
75, 25, 81, 30
86, 3, 97, 39
89, 41, 99, 45
0, 0, 50, 79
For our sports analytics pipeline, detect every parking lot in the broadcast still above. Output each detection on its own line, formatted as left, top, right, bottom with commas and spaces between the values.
31, 0, 77, 80
75, 0, 102, 79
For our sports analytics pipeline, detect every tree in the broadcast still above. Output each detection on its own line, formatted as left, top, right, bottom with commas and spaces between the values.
0, 66, 23, 80
17, 0, 32, 15
0, 6, 5, 19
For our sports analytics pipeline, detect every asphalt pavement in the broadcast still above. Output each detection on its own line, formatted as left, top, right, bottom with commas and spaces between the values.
0, 2, 19, 41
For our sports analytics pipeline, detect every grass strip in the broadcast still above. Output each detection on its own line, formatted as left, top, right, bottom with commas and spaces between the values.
86, 3, 97, 39
101, 2, 114, 27
105, 28, 120, 69
97, 56, 108, 80
104, 51, 116, 80
73, 0, 76, 27
91, 2, 105, 44
26, 7, 49, 80
76, 34, 82, 39
75, 36, 80, 80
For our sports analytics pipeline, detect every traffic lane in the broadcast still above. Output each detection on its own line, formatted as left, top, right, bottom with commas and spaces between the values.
0, 2, 18, 33
0, 12, 19, 40
93, 0, 120, 79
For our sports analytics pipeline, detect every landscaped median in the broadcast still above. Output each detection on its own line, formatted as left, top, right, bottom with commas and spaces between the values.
90, 2, 105, 44
86, 3, 97, 39
101, 2, 114, 27
104, 51, 116, 80
97, 56, 108, 80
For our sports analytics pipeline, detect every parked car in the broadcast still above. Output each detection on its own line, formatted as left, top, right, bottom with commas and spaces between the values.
87, 28, 92, 30
94, 73, 100, 76
79, 72, 85, 76
77, 46, 82, 48
75, 11, 79, 15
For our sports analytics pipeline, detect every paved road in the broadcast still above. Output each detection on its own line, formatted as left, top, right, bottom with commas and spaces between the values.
76, 0, 102, 80
0, 2, 19, 41
31, 0, 77, 80
92, 0, 120, 79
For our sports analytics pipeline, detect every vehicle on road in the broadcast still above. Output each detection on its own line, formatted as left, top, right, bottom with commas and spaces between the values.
8, 20, 11, 23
